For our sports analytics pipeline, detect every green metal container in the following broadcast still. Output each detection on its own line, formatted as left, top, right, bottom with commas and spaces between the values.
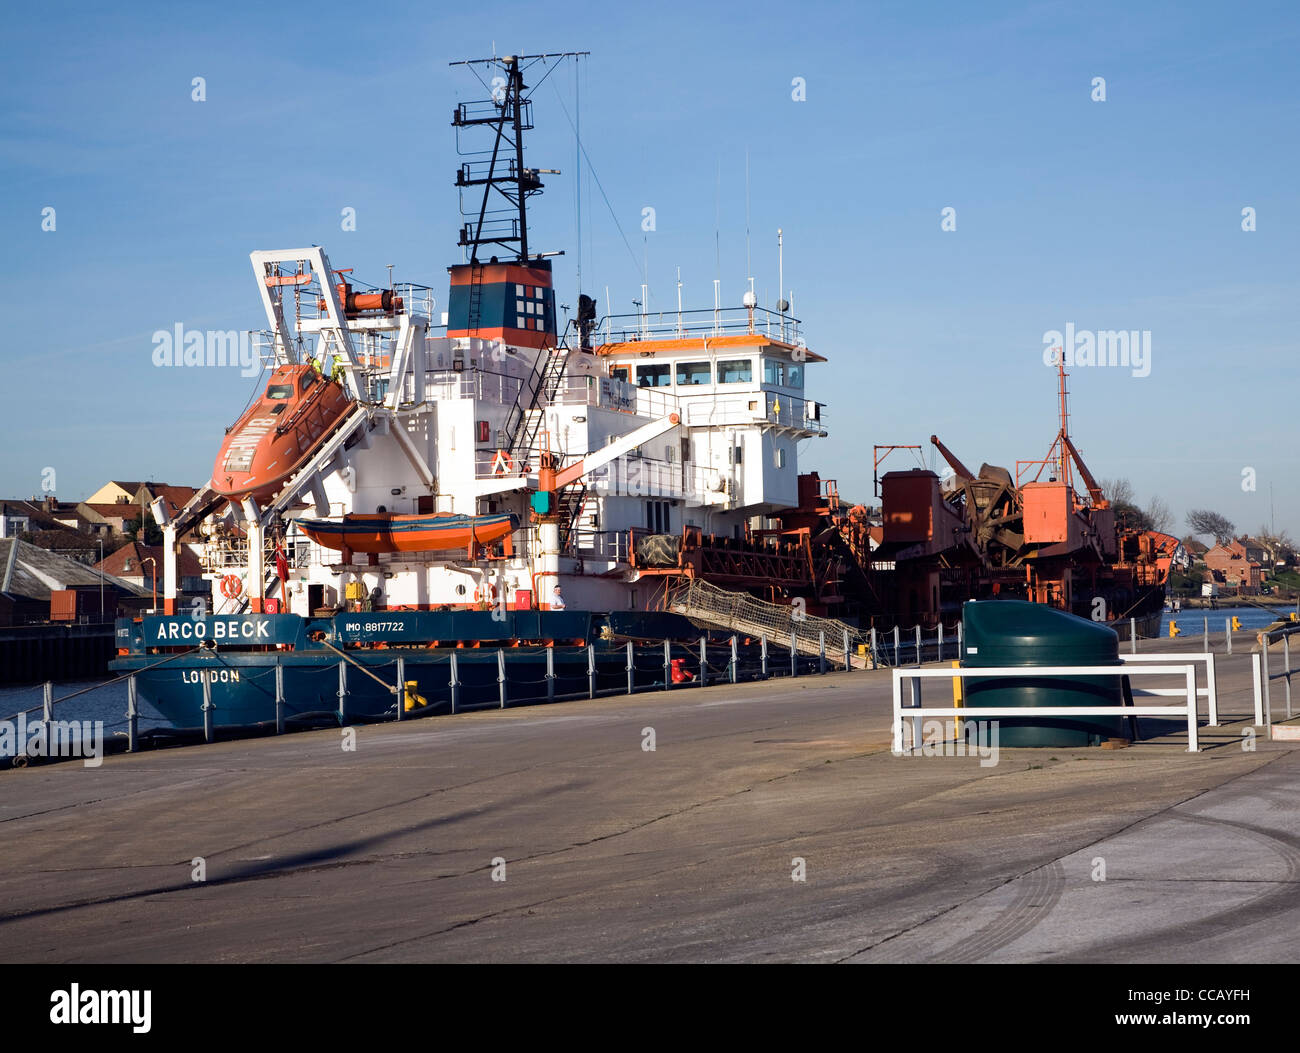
961, 599, 1125, 747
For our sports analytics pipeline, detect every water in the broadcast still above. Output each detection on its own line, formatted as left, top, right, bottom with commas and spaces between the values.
1158, 604, 1293, 639
0, 678, 170, 733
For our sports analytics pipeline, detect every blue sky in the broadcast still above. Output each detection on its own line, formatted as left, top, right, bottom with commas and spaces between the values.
2, 0, 1298, 539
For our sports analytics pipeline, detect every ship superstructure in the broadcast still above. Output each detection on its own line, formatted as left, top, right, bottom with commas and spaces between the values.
148, 54, 828, 626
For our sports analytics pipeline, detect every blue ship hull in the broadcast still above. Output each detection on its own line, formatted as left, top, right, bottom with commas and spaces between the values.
108, 609, 781, 730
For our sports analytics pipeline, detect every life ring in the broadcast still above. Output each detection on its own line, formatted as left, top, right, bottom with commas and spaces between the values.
473, 583, 498, 604
491, 449, 516, 476
220, 574, 243, 599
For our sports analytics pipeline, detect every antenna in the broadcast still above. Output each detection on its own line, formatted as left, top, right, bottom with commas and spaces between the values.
744, 149, 752, 303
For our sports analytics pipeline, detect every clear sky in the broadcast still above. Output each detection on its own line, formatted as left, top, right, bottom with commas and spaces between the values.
2, 0, 1298, 540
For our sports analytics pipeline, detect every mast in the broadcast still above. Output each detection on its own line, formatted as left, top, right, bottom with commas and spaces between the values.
450, 52, 587, 264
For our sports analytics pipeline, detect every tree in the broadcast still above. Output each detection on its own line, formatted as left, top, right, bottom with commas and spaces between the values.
1186, 509, 1235, 545
1100, 477, 1134, 506
125, 508, 163, 546
1144, 495, 1173, 533
1100, 477, 1151, 530
1255, 527, 1296, 567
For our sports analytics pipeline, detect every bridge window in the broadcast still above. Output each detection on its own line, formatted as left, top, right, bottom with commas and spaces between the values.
675, 361, 711, 386
763, 359, 785, 386
609, 366, 629, 383
786, 363, 804, 389
718, 358, 753, 383
636, 363, 671, 388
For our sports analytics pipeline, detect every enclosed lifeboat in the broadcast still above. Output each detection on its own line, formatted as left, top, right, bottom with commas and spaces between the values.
296, 512, 520, 557
213, 364, 354, 504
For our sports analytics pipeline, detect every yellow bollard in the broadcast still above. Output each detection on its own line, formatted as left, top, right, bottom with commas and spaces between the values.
1169, 620, 1180, 638
951, 660, 963, 733
1290, 612, 1298, 623
1231, 616, 1242, 631
403, 680, 428, 712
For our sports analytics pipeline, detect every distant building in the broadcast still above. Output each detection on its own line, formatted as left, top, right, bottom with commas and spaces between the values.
0, 539, 146, 626
1204, 538, 1264, 594
95, 541, 206, 597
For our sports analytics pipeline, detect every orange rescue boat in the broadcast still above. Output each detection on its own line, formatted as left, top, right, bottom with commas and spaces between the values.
213, 364, 354, 504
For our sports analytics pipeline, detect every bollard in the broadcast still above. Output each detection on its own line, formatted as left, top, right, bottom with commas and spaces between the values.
956, 621, 963, 655
395, 657, 405, 721
761, 635, 769, 678
818, 630, 826, 675
790, 629, 797, 678
843, 628, 851, 671
275, 656, 285, 733
202, 670, 214, 744
893, 625, 900, 665
127, 675, 138, 753
547, 646, 556, 701
663, 640, 671, 691
1203, 615, 1209, 654
700, 636, 709, 687
871, 626, 878, 666
627, 640, 635, 696
914, 625, 922, 667
937, 623, 945, 662
337, 660, 348, 723
587, 644, 596, 699
449, 651, 460, 714
1130, 617, 1137, 654
730, 635, 738, 684
1225, 618, 1232, 656
498, 648, 507, 709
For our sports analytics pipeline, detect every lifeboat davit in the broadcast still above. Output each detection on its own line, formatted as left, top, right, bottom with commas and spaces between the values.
296, 512, 520, 555
213, 364, 354, 504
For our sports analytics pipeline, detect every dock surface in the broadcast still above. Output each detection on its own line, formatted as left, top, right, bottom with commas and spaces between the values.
2, 642, 1296, 963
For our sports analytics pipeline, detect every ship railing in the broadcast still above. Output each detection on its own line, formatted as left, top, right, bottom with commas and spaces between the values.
586, 457, 715, 504
597, 307, 804, 347
568, 528, 631, 561
545, 374, 680, 422
422, 367, 525, 406
678, 391, 827, 434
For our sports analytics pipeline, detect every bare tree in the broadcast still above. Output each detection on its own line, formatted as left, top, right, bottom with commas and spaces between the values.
1186, 509, 1235, 544
1144, 496, 1173, 533
1100, 477, 1134, 505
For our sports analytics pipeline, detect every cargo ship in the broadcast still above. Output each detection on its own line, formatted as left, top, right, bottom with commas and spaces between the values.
110, 52, 833, 727
111, 51, 1176, 729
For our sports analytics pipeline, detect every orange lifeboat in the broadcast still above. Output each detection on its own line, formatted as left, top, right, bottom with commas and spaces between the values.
213, 364, 354, 504
296, 512, 519, 556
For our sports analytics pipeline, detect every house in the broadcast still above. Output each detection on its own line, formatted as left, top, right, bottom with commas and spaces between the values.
1204, 538, 1264, 594
1180, 536, 1209, 560
95, 541, 206, 598
84, 481, 146, 505
77, 502, 141, 537
0, 539, 146, 626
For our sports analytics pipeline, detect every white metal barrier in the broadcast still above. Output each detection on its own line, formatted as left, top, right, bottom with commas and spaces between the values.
892, 663, 1201, 755
1118, 652, 1219, 726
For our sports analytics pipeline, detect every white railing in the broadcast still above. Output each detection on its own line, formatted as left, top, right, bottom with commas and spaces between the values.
599, 306, 804, 347
423, 368, 524, 406
1256, 624, 1300, 733
892, 663, 1202, 754
1118, 652, 1219, 726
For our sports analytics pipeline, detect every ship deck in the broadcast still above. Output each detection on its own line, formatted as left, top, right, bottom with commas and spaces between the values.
1, 637, 1296, 963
